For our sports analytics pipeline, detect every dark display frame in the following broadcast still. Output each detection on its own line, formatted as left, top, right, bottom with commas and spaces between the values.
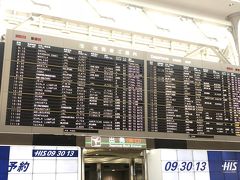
1, 30, 240, 141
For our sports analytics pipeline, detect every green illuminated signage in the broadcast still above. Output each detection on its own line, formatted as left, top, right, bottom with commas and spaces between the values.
85, 136, 147, 149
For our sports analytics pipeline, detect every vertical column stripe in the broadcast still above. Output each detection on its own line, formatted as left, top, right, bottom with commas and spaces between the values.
0, 146, 10, 180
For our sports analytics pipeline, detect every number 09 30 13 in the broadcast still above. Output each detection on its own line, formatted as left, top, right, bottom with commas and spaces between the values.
164, 161, 207, 172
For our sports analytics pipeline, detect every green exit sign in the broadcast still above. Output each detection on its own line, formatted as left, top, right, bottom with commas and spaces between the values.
85, 136, 147, 149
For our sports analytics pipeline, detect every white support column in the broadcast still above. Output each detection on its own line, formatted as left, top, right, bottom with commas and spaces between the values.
228, 12, 240, 59
97, 163, 102, 180
129, 158, 135, 180
143, 150, 148, 180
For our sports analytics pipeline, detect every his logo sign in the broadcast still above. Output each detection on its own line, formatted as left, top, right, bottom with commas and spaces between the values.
222, 160, 238, 172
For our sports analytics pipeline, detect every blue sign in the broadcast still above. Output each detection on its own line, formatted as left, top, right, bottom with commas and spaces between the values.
0, 146, 10, 180
0, 146, 81, 180
207, 151, 240, 180
32, 150, 78, 157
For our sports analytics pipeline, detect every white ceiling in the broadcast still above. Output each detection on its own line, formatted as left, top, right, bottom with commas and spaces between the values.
119, 0, 240, 22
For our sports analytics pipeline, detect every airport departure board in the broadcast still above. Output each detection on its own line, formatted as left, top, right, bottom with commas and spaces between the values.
6, 41, 144, 131
3, 30, 240, 138
148, 61, 240, 136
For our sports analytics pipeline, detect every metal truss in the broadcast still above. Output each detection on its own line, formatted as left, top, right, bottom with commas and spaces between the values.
2, 10, 235, 65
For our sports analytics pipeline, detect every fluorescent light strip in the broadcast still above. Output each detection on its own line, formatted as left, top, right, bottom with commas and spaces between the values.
231, 0, 240, 3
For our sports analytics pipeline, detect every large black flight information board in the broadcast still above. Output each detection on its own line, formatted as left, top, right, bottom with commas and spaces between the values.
148, 61, 240, 136
6, 41, 144, 131
3, 30, 240, 138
